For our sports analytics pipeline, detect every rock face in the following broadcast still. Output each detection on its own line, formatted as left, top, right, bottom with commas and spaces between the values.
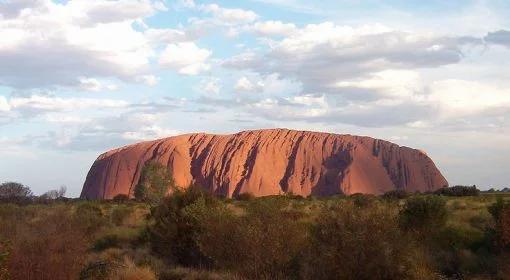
80, 129, 448, 199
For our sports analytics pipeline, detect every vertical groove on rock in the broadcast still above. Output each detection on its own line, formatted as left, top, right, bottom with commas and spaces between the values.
233, 143, 259, 197
279, 133, 306, 193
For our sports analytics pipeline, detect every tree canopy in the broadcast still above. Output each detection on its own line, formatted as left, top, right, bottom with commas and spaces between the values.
134, 161, 175, 203
0, 182, 32, 198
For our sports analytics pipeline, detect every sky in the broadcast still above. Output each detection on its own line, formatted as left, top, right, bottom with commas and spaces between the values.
1, 0, 510, 196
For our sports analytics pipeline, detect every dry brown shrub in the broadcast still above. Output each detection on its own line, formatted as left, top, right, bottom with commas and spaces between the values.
158, 266, 241, 280
1, 206, 90, 280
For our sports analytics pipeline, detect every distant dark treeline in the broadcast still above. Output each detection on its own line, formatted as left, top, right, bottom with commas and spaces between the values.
3, 180, 510, 205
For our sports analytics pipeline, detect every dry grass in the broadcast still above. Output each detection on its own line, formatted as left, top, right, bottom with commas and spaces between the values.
108, 258, 157, 280
1, 205, 89, 280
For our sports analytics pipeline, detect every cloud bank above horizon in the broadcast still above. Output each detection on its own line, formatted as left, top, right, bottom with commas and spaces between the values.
1, 0, 510, 196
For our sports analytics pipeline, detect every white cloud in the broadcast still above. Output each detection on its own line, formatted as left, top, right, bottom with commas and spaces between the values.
200, 4, 258, 25
407, 120, 432, 128
389, 135, 409, 141
225, 22, 471, 95
43, 112, 180, 150
235, 76, 263, 93
251, 20, 297, 36
335, 70, 423, 99
145, 28, 191, 44
44, 114, 92, 124
217, 21, 502, 129
122, 125, 180, 141
213, 74, 510, 129
68, 0, 166, 26
198, 77, 221, 94
135, 75, 159, 86
78, 77, 118, 92
0, 0, 162, 89
0, 96, 10, 112
159, 42, 211, 75
179, 0, 196, 9
176, 2, 258, 39
0, 93, 140, 129
247, 94, 329, 119
428, 79, 510, 116
7, 94, 128, 115
234, 73, 301, 95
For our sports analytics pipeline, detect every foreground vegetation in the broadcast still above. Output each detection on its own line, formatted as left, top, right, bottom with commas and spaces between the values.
1, 183, 510, 280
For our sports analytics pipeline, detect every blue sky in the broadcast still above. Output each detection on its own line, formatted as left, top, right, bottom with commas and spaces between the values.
1, 0, 510, 196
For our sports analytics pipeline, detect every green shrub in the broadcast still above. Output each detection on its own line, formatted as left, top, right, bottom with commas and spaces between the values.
382, 189, 409, 200
197, 199, 307, 279
431, 225, 492, 277
147, 185, 219, 267
92, 235, 121, 252
399, 195, 448, 236
75, 203, 107, 234
303, 202, 436, 280
236, 192, 254, 201
435, 185, 480, 197
134, 184, 147, 201
112, 194, 130, 203
79, 260, 119, 280
111, 206, 133, 226
349, 193, 377, 207
488, 198, 510, 251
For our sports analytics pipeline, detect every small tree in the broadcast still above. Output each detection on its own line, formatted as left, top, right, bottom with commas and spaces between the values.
0, 182, 32, 199
40, 185, 67, 200
134, 184, 147, 201
134, 161, 175, 203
